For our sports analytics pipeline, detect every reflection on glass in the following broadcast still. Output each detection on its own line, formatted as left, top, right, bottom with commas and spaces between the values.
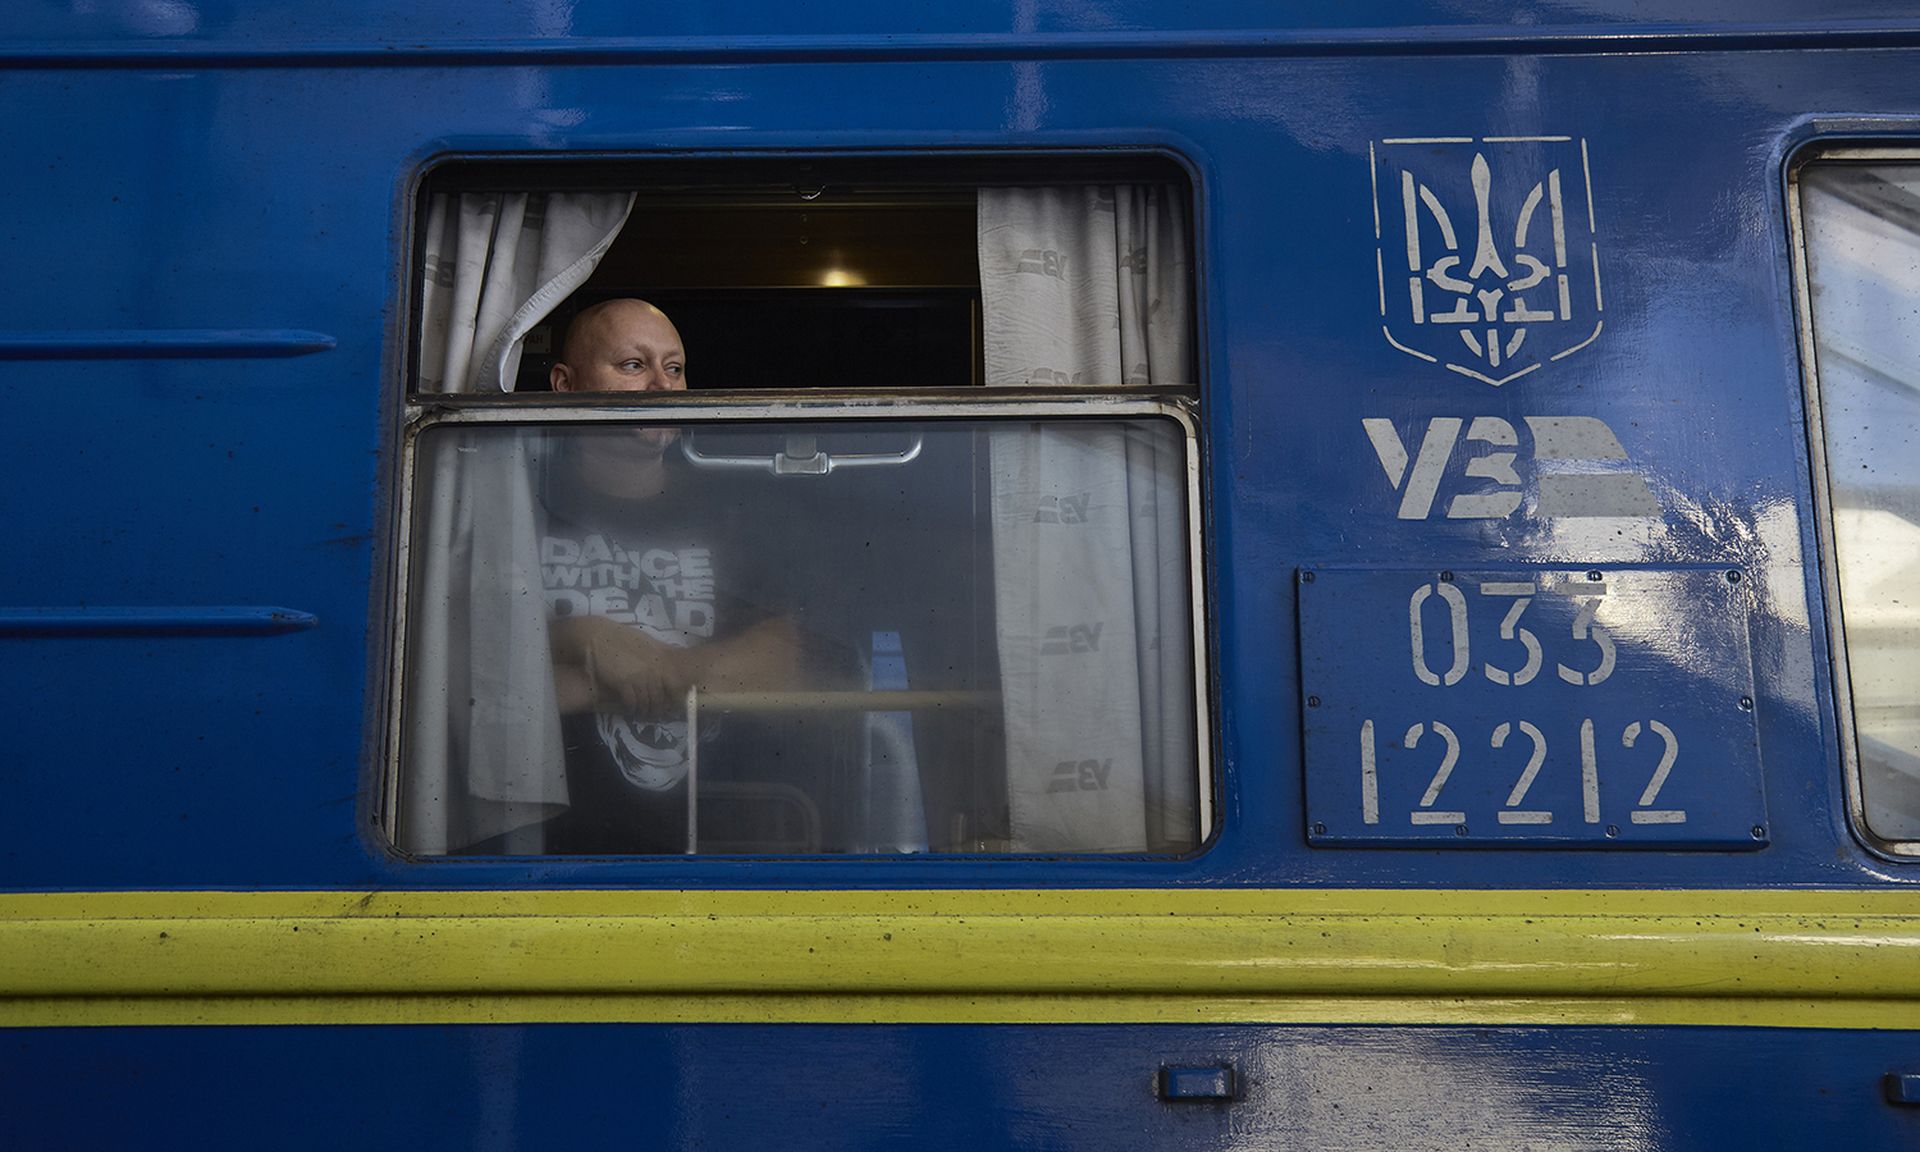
398, 417, 1199, 857
1802, 163, 1920, 840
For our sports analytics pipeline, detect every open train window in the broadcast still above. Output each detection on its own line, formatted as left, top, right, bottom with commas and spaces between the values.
389, 156, 1208, 858
1794, 151, 1920, 855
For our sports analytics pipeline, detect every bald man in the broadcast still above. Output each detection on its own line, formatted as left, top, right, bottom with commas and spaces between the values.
536, 299, 806, 852
550, 297, 687, 395
543, 299, 689, 504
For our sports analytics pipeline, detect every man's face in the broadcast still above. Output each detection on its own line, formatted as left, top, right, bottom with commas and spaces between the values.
551, 300, 687, 395
552, 300, 687, 458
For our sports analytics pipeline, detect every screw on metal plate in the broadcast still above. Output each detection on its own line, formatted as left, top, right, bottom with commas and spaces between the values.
1605, 825, 1620, 838
1301, 570, 1316, 583
1726, 569, 1743, 584
1739, 696, 1754, 711
1439, 570, 1454, 582
1307, 695, 1321, 708
1159, 1065, 1236, 1102
1750, 825, 1766, 840
1311, 822, 1327, 836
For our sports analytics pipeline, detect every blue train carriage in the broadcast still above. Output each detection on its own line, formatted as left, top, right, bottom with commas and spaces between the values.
4, 1, 1920, 1146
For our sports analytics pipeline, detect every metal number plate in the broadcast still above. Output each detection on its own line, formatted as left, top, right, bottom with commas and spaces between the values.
1300, 567, 1766, 848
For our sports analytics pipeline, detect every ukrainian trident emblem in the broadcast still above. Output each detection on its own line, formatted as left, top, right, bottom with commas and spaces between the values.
1372, 136, 1603, 386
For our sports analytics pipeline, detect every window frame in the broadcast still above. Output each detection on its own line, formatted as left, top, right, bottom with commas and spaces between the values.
381, 390, 1215, 859
406, 150, 1203, 399
1787, 143, 1920, 859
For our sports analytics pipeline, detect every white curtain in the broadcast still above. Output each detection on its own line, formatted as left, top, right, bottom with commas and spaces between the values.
400, 191, 634, 853
978, 185, 1196, 851
416, 191, 636, 395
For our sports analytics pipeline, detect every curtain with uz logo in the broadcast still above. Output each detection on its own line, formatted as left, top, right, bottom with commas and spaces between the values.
401, 191, 634, 854
977, 185, 1197, 851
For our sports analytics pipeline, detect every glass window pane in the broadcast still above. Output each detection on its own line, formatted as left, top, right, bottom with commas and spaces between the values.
1801, 162, 1920, 841
397, 415, 1201, 857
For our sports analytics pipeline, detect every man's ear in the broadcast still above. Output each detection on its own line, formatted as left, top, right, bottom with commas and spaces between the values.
549, 362, 573, 392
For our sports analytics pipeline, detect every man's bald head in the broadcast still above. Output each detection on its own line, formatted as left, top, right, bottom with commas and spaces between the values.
550, 299, 687, 393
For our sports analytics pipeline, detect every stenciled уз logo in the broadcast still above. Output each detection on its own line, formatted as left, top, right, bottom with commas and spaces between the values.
1372, 135, 1603, 387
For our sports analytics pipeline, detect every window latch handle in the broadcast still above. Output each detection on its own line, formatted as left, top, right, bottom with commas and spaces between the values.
680, 433, 923, 476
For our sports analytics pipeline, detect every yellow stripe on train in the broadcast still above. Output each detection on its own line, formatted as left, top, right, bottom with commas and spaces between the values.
2, 889, 1917, 1028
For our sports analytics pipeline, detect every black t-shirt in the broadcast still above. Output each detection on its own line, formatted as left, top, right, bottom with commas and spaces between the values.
536, 461, 776, 853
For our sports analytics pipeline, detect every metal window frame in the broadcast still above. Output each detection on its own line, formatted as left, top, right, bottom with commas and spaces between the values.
1786, 144, 1920, 859
383, 391, 1214, 858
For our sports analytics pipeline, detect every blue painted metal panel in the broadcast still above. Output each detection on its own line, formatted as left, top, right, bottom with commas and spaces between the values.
1301, 566, 1766, 848
0, 8, 1912, 889
4, 3, 1920, 55
4, 1023, 1920, 1149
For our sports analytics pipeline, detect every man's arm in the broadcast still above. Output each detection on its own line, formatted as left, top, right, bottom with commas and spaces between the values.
549, 614, 689, 716
549, 614, 807, 716
678, 616, 805, 695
